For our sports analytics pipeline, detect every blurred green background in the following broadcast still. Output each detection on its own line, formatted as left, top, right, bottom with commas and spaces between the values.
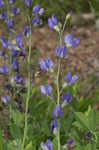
39, 0, 99, 19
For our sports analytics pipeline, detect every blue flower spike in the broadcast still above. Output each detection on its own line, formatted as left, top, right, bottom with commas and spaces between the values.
61, 93, 73, 106
24, 0, 33, 7
65, 72, 78, 84
40, 84, 52, 96
56, 46, 67, 58
0, 0, 4, 8
52, 105, 63, 118
33, 4, 44, 15
48, 13, 61, 32
41, 139, 53, 150
64, 34, 80, 48
39, 58, 53, 71
1, 95, 10, 104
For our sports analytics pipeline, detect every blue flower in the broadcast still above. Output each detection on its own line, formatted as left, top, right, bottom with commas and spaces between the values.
40, 84, 52, 96
48, 14, 58, 30
11, 49, 18, 57
38, 8, 44, 16
50, 120, 57, 132
24, 26, 30, 37
0, 12, 8, 20
32, 4, 44, 15
12, 60, 19, 72
32, 16, 42, 25
7, 19, 15, 27
41, 139, 53, 150
21, 49, 26, 57
12, 7, 20, 15
39, 58, 53, 71
1, 36, 9, 49
52, 105, 63, 118
87, 132, 92, 138
24, 0, 33, 7
65, 72, 78, 84
16, 34, 24, 48
56, 46, 67, 58
33, 4, 40, 13
4, 83, 12, 90
0, 65, 9, 74
1, 95, 10, 104
66, 139, 76, 147
14, 73, 25, 85
0, 51, 5, 56
64, 34, 80, 48
0, 0, 4, 8
61, 93, 73, 104
8, 0, 16, 4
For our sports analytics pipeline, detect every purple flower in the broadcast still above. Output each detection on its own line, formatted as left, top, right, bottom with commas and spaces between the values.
0, 0, 4, 8
56, 46, 67, 58
1, 95, 10, 104
21, 49, 26, 57
32, 16, 42, 25
32, 4, 44, 15
66, 139, 76, 147
12, 7, 20, 15
65, 72, 78, 84
87, 132, 92, 138
40, 84, 52, 96
0, 65, 9, 74
8, 0, 16, 4
61, 93, 73, 104
24, 26, 30, 37
48, 14, 58, 30
1, 36, 8, 49
52, 105, 63, 118
7, 19, 15, 27
64, 34, 80, 48
39, 58, 53, 71
11, 49, 18, 57
38, 8, 44, 16
33, 4, 40, 13
0, 51, 5, 56
12, 60, 19, 72
4, 83, 12, 90
24, 0, 33, 7
41, 139, 53, 150
50, 120, 57, 132
14, 73, 25, 85
0, 12, 8, 20
16, 34, 24, 48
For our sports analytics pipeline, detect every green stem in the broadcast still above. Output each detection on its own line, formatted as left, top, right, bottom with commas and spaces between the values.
56, 16, 68, 150
21, 17, 32, 150
91, 141, 96, 150
56, 59, 61, 150
56, 32, 62, 150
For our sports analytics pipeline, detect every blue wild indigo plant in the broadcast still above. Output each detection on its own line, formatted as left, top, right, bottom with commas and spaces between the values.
0, 0, 99, 150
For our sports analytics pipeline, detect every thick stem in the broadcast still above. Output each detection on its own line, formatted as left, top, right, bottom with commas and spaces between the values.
21, 17, 32, 150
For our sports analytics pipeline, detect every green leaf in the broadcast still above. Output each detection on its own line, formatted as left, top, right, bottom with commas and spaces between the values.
74, 112, 90, 131
75, 142, 84, 150
88, 108, 96, 131
25, 141, 32, 150
11, 110, 24, 127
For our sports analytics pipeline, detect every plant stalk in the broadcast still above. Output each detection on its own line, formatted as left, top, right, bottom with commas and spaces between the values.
21, 16, 32, 150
